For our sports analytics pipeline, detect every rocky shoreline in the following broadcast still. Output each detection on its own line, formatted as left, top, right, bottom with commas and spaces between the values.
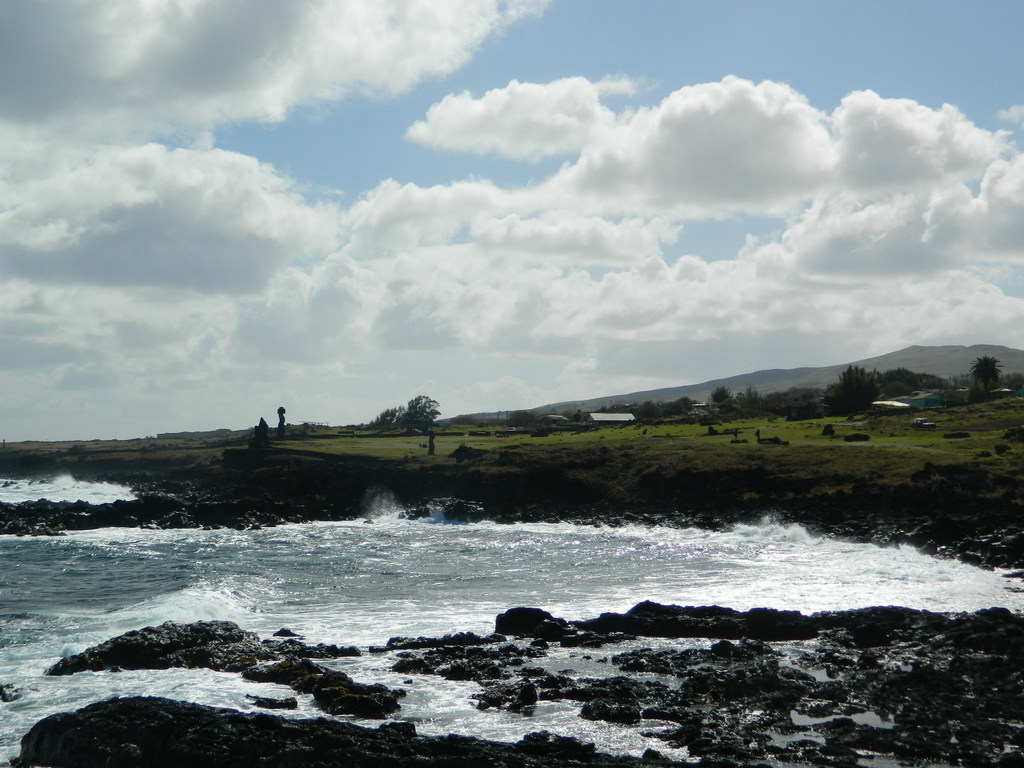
12, 603, 1024, 767
4, 443, 1024, 765
3, 446, 1024, 572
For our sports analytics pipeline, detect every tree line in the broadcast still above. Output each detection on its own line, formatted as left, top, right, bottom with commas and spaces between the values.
823, 355, 1010, 415
367, 395, 440, 432
539, 355, 1016, 422
363, 357, 1016, 429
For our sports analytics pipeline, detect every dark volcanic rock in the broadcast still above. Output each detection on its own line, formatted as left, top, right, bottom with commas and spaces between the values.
46, 621, 393, 717
577, 601, 818, 641
46, 620, 273, 675
1, 682, 21, 702
244, 693, 298, 710
373, 631, 504, 652
262, 638, 361, 659
15, 697, 662, 768
402, 496, 485, 522
6, 437, 1024, 570
495, 606, 563, 636
391, 642, 545, 682
14, 604, 1024, 767
242, 657, 403, 718
47, 621, 362, 677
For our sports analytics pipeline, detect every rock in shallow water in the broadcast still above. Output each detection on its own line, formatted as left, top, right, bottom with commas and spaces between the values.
46, 620, 273, 675
15, 697, 661, 768
46, 620, 362, 677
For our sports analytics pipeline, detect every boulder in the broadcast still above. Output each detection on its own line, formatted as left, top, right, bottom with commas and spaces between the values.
577, 601, 818, 641
495, 607, 561, 636
46, 621, 272, 675
17, 697, 661, 768
0, 682, 20, 702
242, 658, 403, 718
47, 621, 363, 677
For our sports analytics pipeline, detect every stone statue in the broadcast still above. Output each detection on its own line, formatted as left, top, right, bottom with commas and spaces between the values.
277, 406, 286, 439
253, 417, 270, 449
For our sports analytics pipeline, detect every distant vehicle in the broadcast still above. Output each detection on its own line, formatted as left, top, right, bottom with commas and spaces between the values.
505, 426, 517, 433
911, 418, 936, 429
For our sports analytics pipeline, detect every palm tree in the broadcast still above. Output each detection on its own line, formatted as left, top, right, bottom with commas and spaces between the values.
969, 356, 1002, 392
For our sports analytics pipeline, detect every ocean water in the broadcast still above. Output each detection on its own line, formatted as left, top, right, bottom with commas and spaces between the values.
1, 482, 1022, 762
0, 475, 136, 505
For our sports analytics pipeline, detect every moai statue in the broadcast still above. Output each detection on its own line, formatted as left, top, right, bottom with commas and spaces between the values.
253, 417, 270, 449
277, 406, 286, 439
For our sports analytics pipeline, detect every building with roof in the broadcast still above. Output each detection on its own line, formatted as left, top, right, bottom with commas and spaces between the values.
587, 412, 635, 425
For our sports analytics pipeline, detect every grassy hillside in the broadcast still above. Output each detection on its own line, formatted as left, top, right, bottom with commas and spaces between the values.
7, 396, 1024, 491
278, 395, 1024, 469
523, 343, 1024, 415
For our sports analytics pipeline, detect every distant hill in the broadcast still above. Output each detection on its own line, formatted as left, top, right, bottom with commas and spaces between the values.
156, 428, 243, 440
500, 344, 1024, 417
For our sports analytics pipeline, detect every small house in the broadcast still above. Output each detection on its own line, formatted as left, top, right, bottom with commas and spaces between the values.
787, 397, 824, 421
588, 412, 635, 426
903, 392, 942, 408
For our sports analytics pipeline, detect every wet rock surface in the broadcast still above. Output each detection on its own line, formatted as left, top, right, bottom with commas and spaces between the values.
14, 697, 654, 768
19, 606, 1024, 767
46, 620, 360, 677
4, 447, 1024, 571
44, 620, 386, 717
242, 658, 403, 718
46, 621, 275, 675
576, 601, 818, 641
6, 449, 1024, 765
394, 603, 1024, 766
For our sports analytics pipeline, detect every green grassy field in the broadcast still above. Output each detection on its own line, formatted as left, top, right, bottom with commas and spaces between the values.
6, 397, 1024, 509
275, 396, 1024, 464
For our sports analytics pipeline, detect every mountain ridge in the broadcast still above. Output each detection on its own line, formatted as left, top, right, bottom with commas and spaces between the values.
522, 344, 1024, 415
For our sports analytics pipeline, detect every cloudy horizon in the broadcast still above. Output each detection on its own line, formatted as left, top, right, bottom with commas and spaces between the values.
3, 0, 1024, 441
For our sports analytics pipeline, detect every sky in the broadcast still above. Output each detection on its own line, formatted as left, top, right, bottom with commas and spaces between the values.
3, 0, 1024, 441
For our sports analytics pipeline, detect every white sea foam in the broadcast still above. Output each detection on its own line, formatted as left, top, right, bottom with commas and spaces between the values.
0, 474, 134, 504
2, 516, 1022, 763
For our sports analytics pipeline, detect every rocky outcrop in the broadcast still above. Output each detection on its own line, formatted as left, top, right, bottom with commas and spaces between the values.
44, 620, 388, 717
0, 683, 20, 702
495, 606, 562, 635
382, 603, 1024, 767
391, 641, 546, 683
15, 697, 665, 768
242, 658, 402, 718
575, 601, 818, 641
46, 621, 274, 675
15, 603, 1024, 766
46, 620, 360, 676
6, 440, 1024, 570
370, 630, 504, 652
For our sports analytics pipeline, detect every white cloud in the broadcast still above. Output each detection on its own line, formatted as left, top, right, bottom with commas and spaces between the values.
755, 191, 965, 277
341, 179, 510, 256
0, 279, 240, 394
0, 141, 340, 292
6, 1, 1024, 445
997, 105, 1024, 128
544, 76, 835, 217
834, 91, 1007, 190
406, 76, 636, 160
447, 375, 553, 414
970, 155, 1024, 259
273, 76, 1024, 384
470, 213, 679, 266
0, 0, 547, 138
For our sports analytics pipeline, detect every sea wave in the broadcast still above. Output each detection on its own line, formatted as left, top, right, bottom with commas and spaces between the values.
0, 475, 134, 504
